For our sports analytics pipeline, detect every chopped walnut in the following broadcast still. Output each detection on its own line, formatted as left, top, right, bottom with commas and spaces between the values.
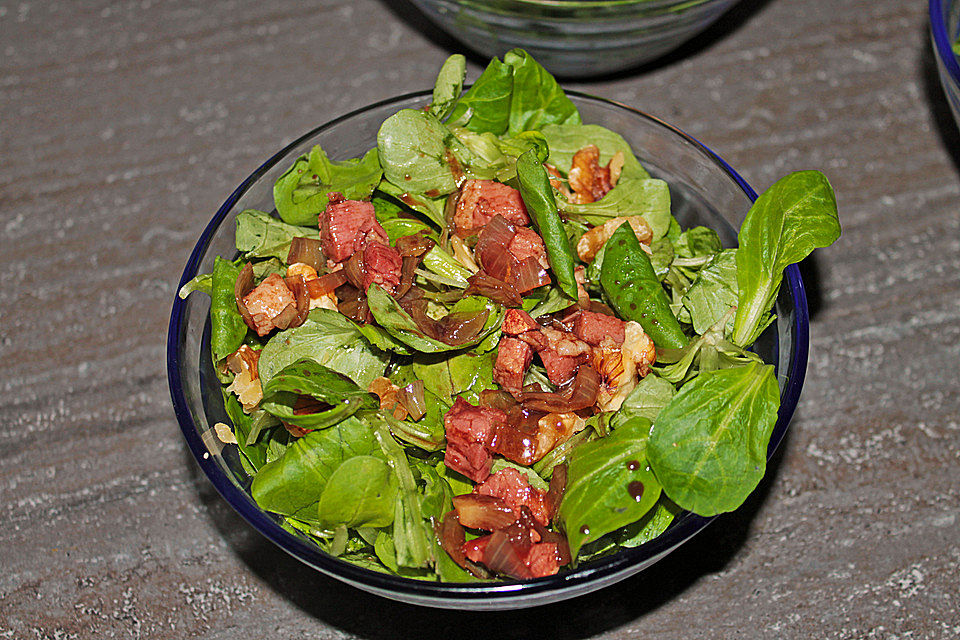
368, 376, 409, 420
595, 321, 656, 412
576, 215, 653, 263
568, 145, 618, 204
225, 345, 262, 411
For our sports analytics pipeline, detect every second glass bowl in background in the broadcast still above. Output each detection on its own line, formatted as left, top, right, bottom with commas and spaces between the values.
409, 0, 739, 78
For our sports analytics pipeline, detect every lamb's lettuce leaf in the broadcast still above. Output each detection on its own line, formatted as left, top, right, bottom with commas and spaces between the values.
274, 145, 381, 225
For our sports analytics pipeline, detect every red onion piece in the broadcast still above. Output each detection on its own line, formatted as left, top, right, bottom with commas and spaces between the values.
545, 462, 567, 520
234, 262, 257, 331
397, 380, 427, 421
306, 270, 347, 296
522, 366, 601, 413
513, 257, 551, 293
287, 236, 324, 271
453, 494, 517, 531
478, 390, 519, 413
396, 255, 420, 298
436, 511, 468, 568
439, 309, 489, 345
465, 272, 522, 307
342, 252, 366, 290
395, 232, 435, 258
481, 530, 532, 580
281, 276, 310, 328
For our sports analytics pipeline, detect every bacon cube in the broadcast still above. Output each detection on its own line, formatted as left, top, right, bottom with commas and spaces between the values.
493, 338, 533, 399
361, 242, 402, 293
572, 310, 626, 346
241, 273, 295, 337
319, 195, 388, 262
454, 180, 530, 236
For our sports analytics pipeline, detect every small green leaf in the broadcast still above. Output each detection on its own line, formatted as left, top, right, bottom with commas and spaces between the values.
600, 222, 687, 349
235, 209, 318, 261
210, 256, 247, 361
429, 54, 466, 120
516, 148, 578, 300
273, 145, 382, 226
733, 171, 840, 346
318, 455, 398, 528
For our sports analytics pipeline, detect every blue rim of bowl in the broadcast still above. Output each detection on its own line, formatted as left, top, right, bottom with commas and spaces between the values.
167, 89, 809, 604
931, 0, 960, 87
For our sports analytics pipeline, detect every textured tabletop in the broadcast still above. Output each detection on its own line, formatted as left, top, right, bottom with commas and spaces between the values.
2, 0, 959, 638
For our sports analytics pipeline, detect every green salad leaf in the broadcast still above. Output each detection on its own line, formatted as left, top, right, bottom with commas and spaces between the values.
257, 309, 389, 389
600, 222, 687, 349
274, 145, 381, 225
559, 418, 662, 559
210, 256, 247, 361
732, 170, 840, 346
648, 361, 780, 516
516, 148, 579, 299
250, 417, 381, 524
235, 209, 318, 260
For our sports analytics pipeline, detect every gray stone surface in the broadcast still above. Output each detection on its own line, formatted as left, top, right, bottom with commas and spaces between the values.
1, 0, 958, 637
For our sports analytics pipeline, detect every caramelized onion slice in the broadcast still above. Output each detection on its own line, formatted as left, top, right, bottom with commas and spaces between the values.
342, 251, 366, 290
482, 530, 532, 580
234, 262, 256, 330
513, 256, 550, 294
306, 270, 347, 297
397, 380, 427, 421
439, 309, 489, 346
287, 236, 324, 271
465, 271, 522, 307
522, 366, 601, 413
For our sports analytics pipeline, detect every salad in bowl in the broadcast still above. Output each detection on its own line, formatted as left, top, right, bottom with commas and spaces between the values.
175, 51, 839, 594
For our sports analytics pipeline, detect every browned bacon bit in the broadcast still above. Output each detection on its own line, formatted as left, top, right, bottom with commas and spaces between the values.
503, 308, 540, 335
240, 272, 297, 337
508, 227, 549, 268
319, 193, 389, 262
493, 337, 534, 399
361, 242, 402, 294
572, 309, 626, 346
536, 324, 592, 387
453, 179, 530, 237
568, 145, 617, 204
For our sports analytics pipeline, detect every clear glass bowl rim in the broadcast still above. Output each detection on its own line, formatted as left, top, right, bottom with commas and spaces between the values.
166, 89, 810, 604
426, 0, 723, 9
931, 0, 960, 86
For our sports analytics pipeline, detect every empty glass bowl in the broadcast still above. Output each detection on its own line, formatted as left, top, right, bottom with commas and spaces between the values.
167, 90, 809, 609
408, 0, 740, 77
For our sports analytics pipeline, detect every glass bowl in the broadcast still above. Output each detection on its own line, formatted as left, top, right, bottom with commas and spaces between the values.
167, 91, 809, 610
408, 0, 740, 78
931, 0, 960, 127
